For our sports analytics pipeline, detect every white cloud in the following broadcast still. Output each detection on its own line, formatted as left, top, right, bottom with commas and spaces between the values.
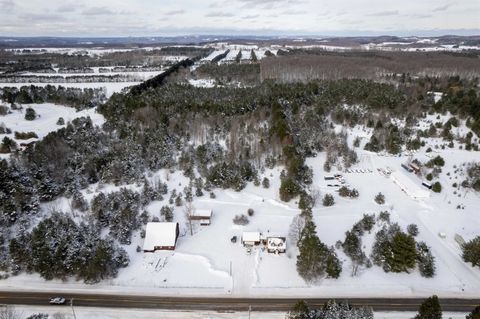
0, 0, 14, 12
0, 0, 478, 36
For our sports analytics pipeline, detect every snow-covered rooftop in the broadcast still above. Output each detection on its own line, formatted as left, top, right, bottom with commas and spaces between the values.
242, 232, 261, 243
191, 209, 212, 218
143, 222, 178, 251
267, 237, 286, 249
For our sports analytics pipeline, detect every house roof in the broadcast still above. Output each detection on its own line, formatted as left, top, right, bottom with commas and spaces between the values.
242, 231, 261, 242
143, 222, 178, 250
191, 209, 212, 218
267, 237, 286, 248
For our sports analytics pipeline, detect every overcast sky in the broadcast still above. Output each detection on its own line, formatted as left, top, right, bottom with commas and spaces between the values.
0, 0, 479, 37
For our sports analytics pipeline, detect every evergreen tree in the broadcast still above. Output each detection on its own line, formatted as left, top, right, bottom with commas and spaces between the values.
160, 206, 174, 222
235, 50, 242, 63
417, 242, 436, 278
262, 177, 270, 188
466, 305, 480, 319
414, 295, 442, 319
387, 232, 417, 273
374, 192, 385, 204
296, 220, 341, 281
25, 107, 36, 121
285, 300, 309, 319
463, 236, 480, 268
322, 194, 335, 206
250, 49, 258, 62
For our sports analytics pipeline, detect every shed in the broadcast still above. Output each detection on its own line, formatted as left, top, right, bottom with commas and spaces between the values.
391, 171, 430, 199
143, 222, 180, 252
267, 236, 286, 254
189, 209, 213, 226
242, 232, 261, 246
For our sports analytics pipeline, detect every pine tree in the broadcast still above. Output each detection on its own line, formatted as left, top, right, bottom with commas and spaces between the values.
466, 305, 480, 319
462, 236, 480, 268
414, 295, 442, 319
387, 232, 417, 273
250, 49, 258, 62
235, 50, 242, 63
296, 220, 341, 281
325, 248, 342, 279
285, 300, 309, 319
297, 220, 325, 281
24, 107, 36, 121
322, 194, 335, 206
417, 242, 436, 278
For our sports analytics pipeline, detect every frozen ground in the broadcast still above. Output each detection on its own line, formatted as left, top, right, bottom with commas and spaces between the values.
11, 306, 284, 319
8, 306, 468, 319
0, 102, 104, 158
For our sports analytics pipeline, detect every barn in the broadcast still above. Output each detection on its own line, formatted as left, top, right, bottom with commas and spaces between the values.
143, 222, 180, 252
391, 171, 430, 199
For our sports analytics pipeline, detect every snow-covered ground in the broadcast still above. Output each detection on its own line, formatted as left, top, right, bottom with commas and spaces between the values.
201, 44, 277, 62
0, 103, 105, 158
9, 306, 284, 319
1, 145, 480, 298
8, 305, 469, 319
1, 101, 480, 300
188, 78, 217, 88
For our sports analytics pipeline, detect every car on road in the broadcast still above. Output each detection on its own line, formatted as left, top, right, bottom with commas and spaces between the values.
49, 297, 66, 305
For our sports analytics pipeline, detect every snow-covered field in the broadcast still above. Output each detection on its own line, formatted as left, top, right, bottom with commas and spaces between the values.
201, 44, 277, 62
8, 305, 469, 319
0, 102, 104, 158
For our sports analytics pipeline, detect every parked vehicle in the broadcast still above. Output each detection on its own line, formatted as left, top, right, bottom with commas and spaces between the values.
49, 297, 66, 305
230, 236, 237, 243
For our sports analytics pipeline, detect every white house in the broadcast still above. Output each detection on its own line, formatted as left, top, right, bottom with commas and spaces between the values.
267, 236, 286, 254
143, 222, 180, 252
391, 171, 430, 199
242, 232, 261, 246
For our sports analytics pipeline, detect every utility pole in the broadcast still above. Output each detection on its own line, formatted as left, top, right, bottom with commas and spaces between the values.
70, 298, 77, 319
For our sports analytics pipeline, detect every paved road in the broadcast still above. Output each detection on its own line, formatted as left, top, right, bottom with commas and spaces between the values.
0, 291, 478, 312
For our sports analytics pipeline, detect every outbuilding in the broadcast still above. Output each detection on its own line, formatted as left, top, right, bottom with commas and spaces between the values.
189, 209, 213, 226
143, 222, 180, 252
242, 232, 261, 246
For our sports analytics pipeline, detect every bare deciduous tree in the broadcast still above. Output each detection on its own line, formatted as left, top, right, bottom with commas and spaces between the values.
288, 214, 307, 248
184, 201, 195, 236
0, 306, 20, 319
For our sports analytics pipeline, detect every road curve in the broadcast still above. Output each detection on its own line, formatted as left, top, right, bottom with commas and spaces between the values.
0, 291, 478, 312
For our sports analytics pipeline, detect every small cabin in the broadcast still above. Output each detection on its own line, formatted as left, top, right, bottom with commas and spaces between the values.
242, 232, 261, 246
401, 163, 413, 172
267, 236, 286, 254
190, 209, 213, 226
143, 222, 180, 252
